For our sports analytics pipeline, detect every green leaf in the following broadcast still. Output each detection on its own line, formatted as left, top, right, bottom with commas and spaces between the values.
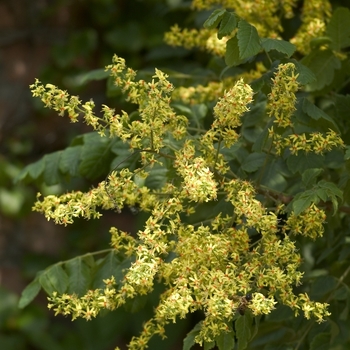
203, 9, 226, 29
204, 340, 216, 350
110, 139, 138, 170
292, 191, 319, 215
310, 275, 338, 298
315, 188, 328, 202
310, 332, 331, 350
302, 168, 323, 187
59, 146, 83, 176
334, 94, 350, 121
260, 38, 295, 57
144, 162, 169, 189
260, 159, 288, 192
79, 133, 116, 179
301, 98, 337, 126
291, 59, 316, 85
241, 152, 266, 173
15, 157, 45, 183
237, 20, 261, 60
92, 251, 131, 289
65, 256, 93, 296
215, 331, 235, 350
301, 49, 341, 90
310, 36, 333, 49
326, 7, 350, 50
43, 151, 62, 186
318, 180, 343, 199
236, 312, 253, 350
39, 264, 69, 295
18, 278, 41, 309
218, 12, 237, 39
183, 321, 202, 350
67, 69, 109, 87
286, 153, 324, 174
225, 36, 243, 67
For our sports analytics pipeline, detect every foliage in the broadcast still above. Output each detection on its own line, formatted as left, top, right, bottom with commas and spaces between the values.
17, 0, 350, 349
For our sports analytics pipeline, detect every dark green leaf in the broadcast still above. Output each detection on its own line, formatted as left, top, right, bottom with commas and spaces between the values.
236, 312, 253, 350
67, 69, 109, 87
318, 180, 343, 199
310, 332, 331, 350
259, 159, 288, 192
203, 9, 226, 29
92, 251, 131, 289
79, 133, 115, 179
237, 20, 261, 60
65, 256, 93, 296
15, 157, 45, 183
43, 151, 62, 185
302, 168, 323, 187
218, 12, 237, 39
286, 153, 324, 174
326, 7, 350, 50
310, 36, 332, 49
204, 340, 216, 350
39, 264, 69, 295
225, 37, 243, 67
291, 59, 317, 85
292, 191, 319, 215
260, 38, 295, 57
241, 152, 266, 173
144, 163, 168, 189
315, 188, 328, 202
301, 49, 341, 90
18, 278, 41, 309
60, 146, 83, 176
124, 294, 148, 313
325, 149, 344, 169
334, 94, 350, 121
301, 98, 337, 126
216, 331, 235, 350
110, 139, 137, 170
183, 321, 202, 350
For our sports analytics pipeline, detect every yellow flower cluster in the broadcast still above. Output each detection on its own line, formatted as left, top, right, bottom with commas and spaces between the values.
164, 24, 215, 52
30, 53, 334, 349
267, 63, 299, 128
206, 78, 254, 147
284, 203, 327, 240
267, 63, 344, 155
191, 0, 299, 37
291, 0, 331, 54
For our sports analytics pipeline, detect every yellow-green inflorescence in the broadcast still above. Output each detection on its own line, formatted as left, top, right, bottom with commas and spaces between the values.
267, 63, 344, 155
29, 52, 338, 349
166, 0, 330, 53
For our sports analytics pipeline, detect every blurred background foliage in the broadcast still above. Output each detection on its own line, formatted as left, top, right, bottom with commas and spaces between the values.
1, 0, 350, 349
